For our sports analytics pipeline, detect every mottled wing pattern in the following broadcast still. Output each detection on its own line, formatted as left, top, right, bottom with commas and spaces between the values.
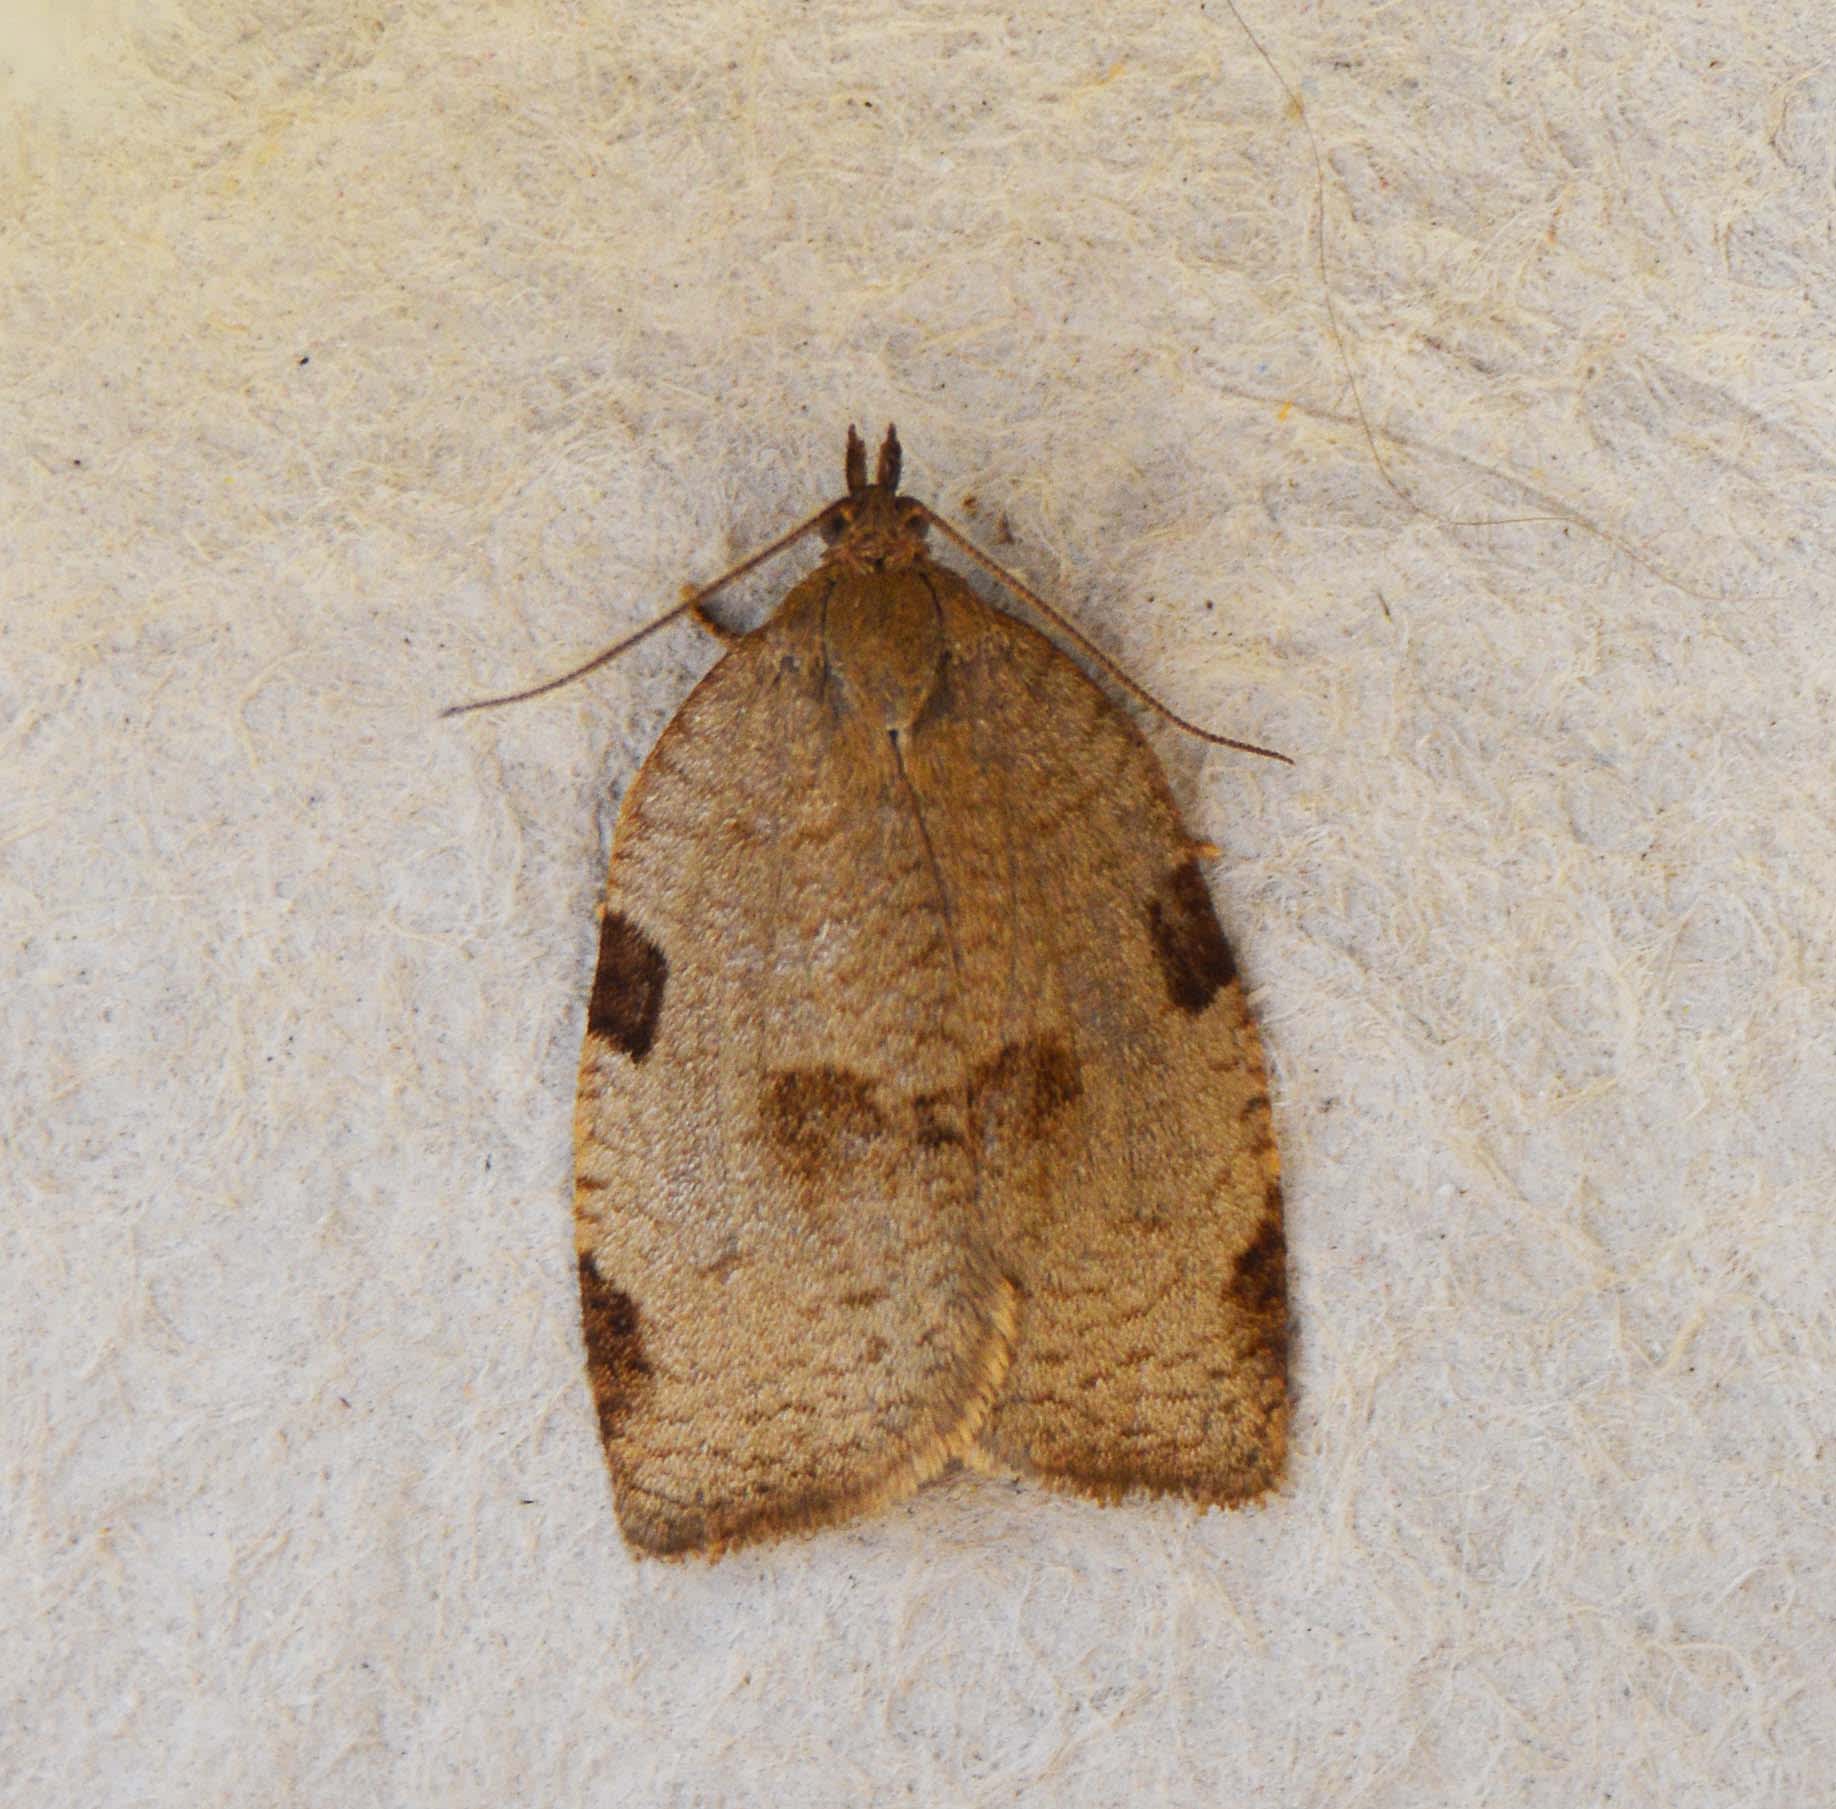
902, 575, 1288, 1505
573, 576, 1016, 1557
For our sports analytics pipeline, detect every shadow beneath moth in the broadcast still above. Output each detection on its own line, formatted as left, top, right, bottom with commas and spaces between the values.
452, 427, 1290, 1559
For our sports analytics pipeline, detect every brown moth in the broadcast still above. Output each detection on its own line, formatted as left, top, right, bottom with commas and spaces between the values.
470, 427, 1288, 1558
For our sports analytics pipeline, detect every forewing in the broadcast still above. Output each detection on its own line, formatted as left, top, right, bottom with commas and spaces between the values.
903, 577, 1288, 1507
573, 577, 1014, 1558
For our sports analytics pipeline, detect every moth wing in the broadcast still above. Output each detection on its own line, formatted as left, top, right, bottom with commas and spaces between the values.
573, 577, 1014, 1558
906, 579, 1288, 1506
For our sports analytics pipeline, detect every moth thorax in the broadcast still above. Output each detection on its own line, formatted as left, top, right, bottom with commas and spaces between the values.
824, 568, 946, 731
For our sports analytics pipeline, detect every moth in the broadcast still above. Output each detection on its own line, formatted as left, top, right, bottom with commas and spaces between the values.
457, 427, 1288, 1558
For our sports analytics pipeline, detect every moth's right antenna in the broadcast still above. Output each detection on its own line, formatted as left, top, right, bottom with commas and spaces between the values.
442, 502, 835, 718
913, 504, 1293, 764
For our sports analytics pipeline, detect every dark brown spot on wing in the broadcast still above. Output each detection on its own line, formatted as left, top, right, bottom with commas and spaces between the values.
1229, 1201, 1289, 1378
577, 1254, 653, 1443
912, 1088, 967, 1150
971, 1035, 1083, 1138
1146, 859, 1237, 1013
1231, 1211, 1286, 1320
761, 1065, 887, 1181
586, 911, 668, 1062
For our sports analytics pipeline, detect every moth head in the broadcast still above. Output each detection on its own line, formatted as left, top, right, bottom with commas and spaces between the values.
822, 423, 928, 556
819, 494, 929, 547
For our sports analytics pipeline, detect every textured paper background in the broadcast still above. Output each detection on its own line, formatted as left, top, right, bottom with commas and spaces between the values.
5, 2, 1832, 1803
